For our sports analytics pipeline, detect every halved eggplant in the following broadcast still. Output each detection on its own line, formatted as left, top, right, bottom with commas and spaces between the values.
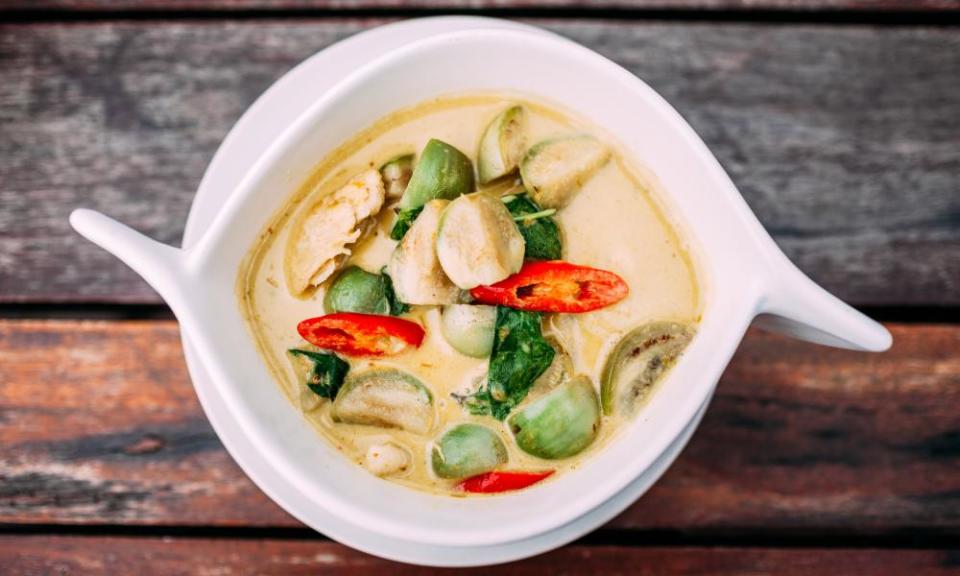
379, 154, 414, 199
600, 321, 694, 416
436, 193, 525, 289
333, 368, 435, 435
397, 139, 474, 211
508, 375, 600, 460
477, 105, 526, 185
324, 266, 391, 315
388, 199, 460, 305
431, 423, 507, 479
441, 304, 497, 358
519, 135, 610, 208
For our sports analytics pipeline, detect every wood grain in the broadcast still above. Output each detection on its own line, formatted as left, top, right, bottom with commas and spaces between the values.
2, 0, 959, 12
1, 536, 957, 575
1, 320, 957, 534
0, 536, 960, 576
0, 21, 957, 306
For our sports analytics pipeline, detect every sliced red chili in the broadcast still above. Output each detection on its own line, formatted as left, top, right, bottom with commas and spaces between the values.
458, 470, 554, 494
297, 313, 424, 357
470, 260, 628, 313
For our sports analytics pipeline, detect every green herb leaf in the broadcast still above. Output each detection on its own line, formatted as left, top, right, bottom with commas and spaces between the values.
506, 195, 562, 261
389, 206, 424, 241
288, 349, 349, 400
381, 268, 410, 316
455, 306, 555, 420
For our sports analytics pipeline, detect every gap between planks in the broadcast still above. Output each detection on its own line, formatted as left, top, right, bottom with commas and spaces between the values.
0, 523, 957, 550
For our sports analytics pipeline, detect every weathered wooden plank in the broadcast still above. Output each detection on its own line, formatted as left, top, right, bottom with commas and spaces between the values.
1, 21, 957, 306
1, 536, 956, 575
3, 537, 956, 576
2, 0, 958, 12
1, 320, 957, 533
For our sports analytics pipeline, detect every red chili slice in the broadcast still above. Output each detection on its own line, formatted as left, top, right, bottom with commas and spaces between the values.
470, 260, 628, 313
458, 470, 554, 494
297, 313, 425, 357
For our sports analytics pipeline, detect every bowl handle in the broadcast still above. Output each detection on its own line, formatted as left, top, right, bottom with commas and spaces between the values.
755, 250, 892, 352
70, 209, 192, 315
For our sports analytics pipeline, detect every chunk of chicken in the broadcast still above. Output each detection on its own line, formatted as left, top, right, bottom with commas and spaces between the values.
363, 442, 410, 477
388, 199, 460, 305
285, 169, 385, 295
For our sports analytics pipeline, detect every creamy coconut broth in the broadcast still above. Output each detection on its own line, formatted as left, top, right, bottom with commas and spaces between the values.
239, 94, 701, 496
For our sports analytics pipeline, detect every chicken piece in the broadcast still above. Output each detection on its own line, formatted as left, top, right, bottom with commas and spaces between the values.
363, 442, 410, 477
285, 169, 385, 295
388, 199, 460, 305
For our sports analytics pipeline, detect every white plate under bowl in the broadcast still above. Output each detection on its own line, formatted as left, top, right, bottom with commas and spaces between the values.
178, 17, 710, 566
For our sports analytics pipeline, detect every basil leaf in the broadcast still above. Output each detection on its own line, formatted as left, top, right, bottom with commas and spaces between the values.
455, 306, 555, 420
506, 195, 562, 261
381, 268, 410, 316
288, 349, 349, 400
389, 206, 424, 241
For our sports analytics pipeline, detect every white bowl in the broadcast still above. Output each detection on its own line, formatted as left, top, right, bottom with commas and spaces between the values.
177, 17, 707, 567
70, 20, 891, 562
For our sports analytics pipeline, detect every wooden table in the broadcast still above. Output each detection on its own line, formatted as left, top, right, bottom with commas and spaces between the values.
1, 2, 958, 573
